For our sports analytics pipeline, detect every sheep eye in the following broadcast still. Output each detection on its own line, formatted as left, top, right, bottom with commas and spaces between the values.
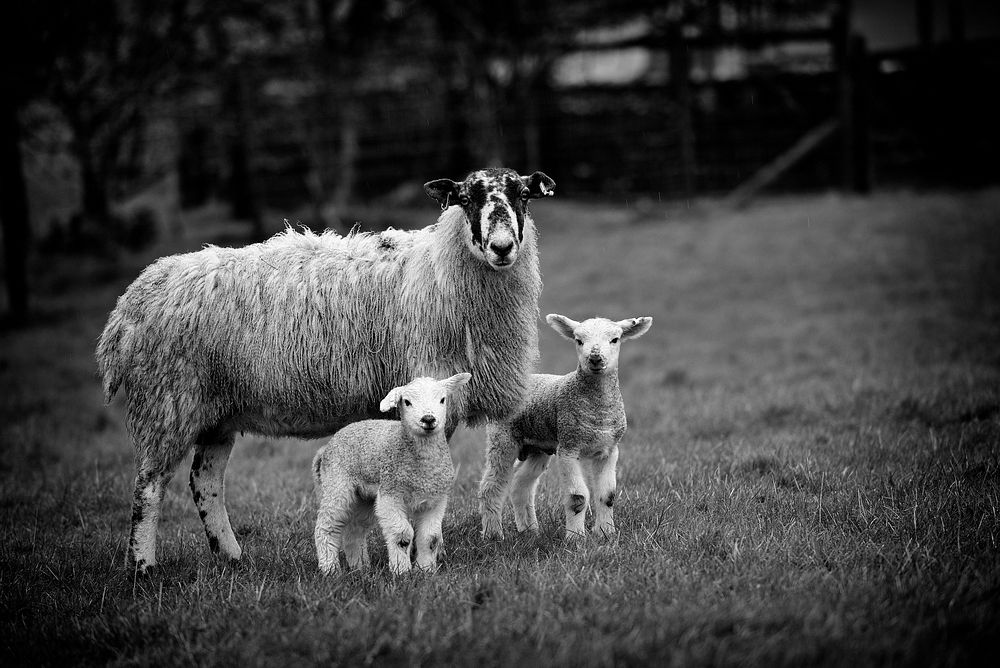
575, 338, 583, 346
611, 337, 619, 344
403, 399, 411, 406
440, 397, 445, 404
459, 194, 470, 205
520, 190, 530, 201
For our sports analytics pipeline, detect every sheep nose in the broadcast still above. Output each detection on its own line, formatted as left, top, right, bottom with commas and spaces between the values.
490, 240, 514, 258
420, 414, 437, 428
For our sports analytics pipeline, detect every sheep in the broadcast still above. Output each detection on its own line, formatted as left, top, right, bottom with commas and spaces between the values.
313, 373, 471, 575
96, 167, 555, 571
479, 314, 652, 541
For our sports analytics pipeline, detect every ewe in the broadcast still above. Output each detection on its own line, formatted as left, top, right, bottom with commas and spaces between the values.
479, 314, 652, 540
313, 373, 470, 575
96, 167, 554, 571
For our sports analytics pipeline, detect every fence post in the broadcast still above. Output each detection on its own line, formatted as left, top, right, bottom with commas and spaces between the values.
833, 0, 869, 193
669, 27, 696, 198
850, 34, 872, 193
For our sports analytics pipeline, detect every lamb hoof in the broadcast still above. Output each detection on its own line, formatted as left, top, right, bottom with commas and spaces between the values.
481, 518, 505, 541
130, 559, 157, 576
481, 527, 505, 541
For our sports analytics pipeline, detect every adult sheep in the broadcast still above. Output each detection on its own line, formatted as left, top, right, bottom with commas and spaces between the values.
97, 167, 555, 571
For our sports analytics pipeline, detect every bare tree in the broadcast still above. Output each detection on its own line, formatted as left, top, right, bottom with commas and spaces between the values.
42, 2, 197, 222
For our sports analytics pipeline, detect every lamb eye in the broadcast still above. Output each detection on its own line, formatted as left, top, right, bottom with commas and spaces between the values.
440, 397, 445, 404
611, 337, 619, 344
520, 190, 530, 201
459, 194, 470, 205
403, 399, 411, 407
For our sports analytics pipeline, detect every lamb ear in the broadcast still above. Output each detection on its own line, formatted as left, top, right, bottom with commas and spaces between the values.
424, 179, 460, 208
546, 313, 579, 340
618, 317, 653, 340
521, 171, 555, 198
379, 387, 402, 413
443, 372, 472, 393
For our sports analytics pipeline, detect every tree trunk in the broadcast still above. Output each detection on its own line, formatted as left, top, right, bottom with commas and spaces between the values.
332, 95, 359, 211
470, 74, 504, 166
670, 30, 696, 198
522, 75, 542, 171
442, 80, 471, 176
0, 97, 31, 320
226, 63, 262, 238
79, 143, 111, 222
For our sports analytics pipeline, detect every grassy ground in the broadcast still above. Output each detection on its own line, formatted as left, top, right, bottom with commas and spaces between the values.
2, 190, 999, 666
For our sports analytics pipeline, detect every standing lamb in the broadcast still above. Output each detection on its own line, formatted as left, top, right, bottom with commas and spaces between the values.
96, 167, 554, 571
479, 314, 652, 541
313, 373, 470, 575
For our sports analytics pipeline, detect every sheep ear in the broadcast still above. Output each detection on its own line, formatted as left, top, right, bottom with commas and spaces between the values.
546, 313, 579, 340
443, 372, 472, 393
379, 387, 402, 413
521, 171, 555, 199
424, 179, 460, 208
618, 317, 652, 341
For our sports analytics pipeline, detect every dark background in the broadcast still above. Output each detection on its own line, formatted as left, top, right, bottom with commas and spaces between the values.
3, 0, 1000, 321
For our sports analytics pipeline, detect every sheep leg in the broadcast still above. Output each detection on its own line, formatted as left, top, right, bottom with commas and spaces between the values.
591, 445, 619, 538
414, 497, 448, 572
479, 426, 518, 539
315, 479, 354, 574
509, 453, 550, 533
189, 436, 242, 561
341, 494, 375, 570
556, 451, 589, 541
376, 493, 413, 575
129, 468, 172, 572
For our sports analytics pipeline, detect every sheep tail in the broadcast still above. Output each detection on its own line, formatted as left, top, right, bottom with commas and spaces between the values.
95, 309, 129, 403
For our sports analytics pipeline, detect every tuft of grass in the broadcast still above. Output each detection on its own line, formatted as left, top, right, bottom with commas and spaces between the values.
3, 190, 1000, 665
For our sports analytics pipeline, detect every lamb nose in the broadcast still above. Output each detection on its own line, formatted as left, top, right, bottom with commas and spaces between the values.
490, 240, 514, 257
420, 415, 437, 427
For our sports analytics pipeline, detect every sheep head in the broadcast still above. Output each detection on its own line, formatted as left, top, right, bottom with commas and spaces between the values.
424, 168, 555, 271
379, 373, 472, 438
546, 315, 652, 376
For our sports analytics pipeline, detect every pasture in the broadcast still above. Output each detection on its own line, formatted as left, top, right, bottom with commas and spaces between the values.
2, 190, 998, 665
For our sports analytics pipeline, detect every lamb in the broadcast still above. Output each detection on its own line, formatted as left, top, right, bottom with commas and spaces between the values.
96, 167, 555, 571
479, 314, 652, 541
313, 373, 470, 575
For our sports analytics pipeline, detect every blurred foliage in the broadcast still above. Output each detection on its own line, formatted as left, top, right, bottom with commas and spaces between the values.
3, 0, 835, 222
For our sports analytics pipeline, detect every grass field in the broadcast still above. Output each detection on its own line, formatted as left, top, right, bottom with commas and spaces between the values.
2, 190, 999, 666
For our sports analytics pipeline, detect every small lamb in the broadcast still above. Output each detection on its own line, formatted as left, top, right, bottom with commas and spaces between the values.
479, 314, 652, 540
313, 373, 471, 575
